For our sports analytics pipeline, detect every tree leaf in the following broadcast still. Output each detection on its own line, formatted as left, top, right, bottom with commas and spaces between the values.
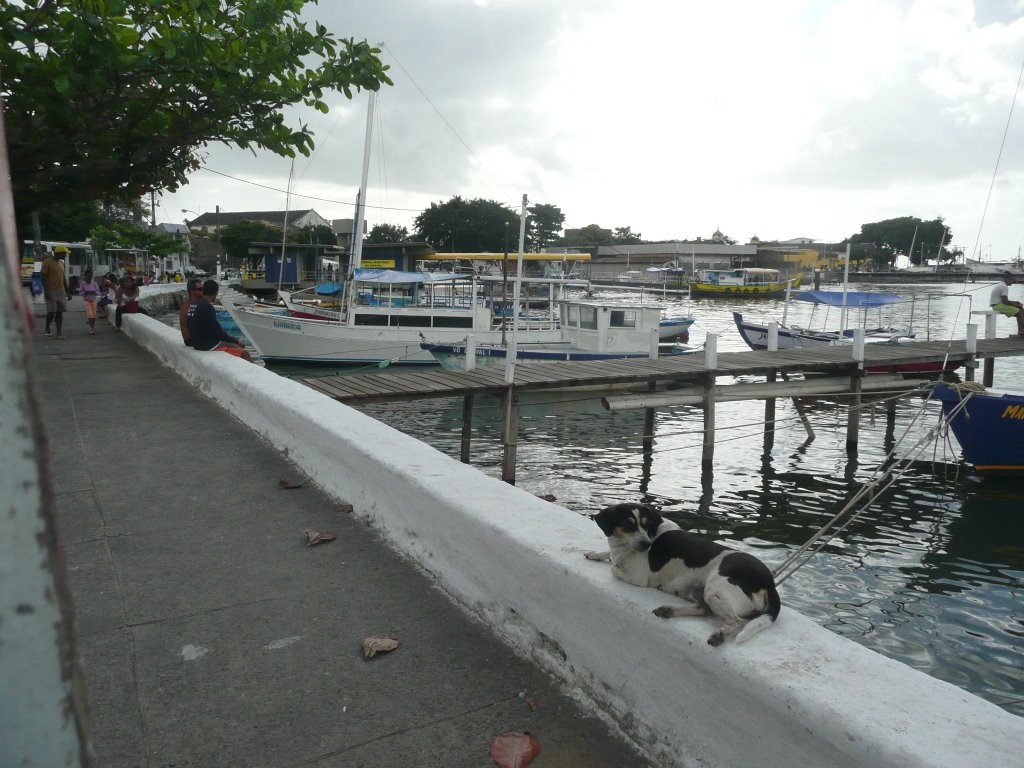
489, 732, 541, 768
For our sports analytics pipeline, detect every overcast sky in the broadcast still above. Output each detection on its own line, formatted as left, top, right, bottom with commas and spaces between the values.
160, 0, 1024, 261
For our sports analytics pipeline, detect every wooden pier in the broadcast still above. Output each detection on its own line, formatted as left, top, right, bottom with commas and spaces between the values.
302, 336, 1024, 482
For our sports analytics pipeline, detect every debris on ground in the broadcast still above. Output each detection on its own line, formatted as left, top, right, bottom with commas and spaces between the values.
518, 691, 539, 711
305, 530, 336, 546
361, 636, 399, 659
490, 731, 541, 768
279, 478, 308, 490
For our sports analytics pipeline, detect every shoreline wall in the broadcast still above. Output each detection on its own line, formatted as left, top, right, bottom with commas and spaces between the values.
117, 298, 1024, 768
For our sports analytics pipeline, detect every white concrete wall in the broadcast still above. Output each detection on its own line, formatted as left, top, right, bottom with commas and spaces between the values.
119, 305, 1024, 768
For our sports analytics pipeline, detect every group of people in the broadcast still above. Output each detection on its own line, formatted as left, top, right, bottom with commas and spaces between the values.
38, 248, 248, 361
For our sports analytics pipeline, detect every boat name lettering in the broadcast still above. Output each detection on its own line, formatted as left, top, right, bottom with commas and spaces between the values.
1001, 405, 1024, 420
273, 319, 302, 331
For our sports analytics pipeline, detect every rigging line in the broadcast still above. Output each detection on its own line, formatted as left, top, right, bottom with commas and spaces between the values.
197, 167, 425, 213
382, 45, 515, 206
968, 53, 1024, 265
773, 399, 946, 582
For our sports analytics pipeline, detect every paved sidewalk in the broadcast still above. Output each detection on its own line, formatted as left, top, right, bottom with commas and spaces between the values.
32, 296, 649, 767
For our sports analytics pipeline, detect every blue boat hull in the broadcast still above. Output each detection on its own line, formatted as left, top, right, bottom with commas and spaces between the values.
931, 384, 1024, 475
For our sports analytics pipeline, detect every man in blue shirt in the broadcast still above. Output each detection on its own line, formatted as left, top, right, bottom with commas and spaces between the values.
186, 280, 254, 361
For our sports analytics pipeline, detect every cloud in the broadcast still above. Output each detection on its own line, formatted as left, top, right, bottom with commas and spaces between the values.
160, 0, 1024, 258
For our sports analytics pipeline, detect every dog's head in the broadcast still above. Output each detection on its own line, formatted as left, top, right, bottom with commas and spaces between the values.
591, 503, 663, 552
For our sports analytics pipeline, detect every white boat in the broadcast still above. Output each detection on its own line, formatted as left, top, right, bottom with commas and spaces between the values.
422, 300, 695, 368
732, 290, 958, 374
221, 269, 574, 365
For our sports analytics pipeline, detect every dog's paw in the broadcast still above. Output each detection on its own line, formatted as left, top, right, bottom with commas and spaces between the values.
584, 550, 610, 561
707, 631, 725, 647
652, 606, 675, 619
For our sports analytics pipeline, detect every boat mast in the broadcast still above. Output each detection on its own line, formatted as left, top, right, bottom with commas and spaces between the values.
277, 158, 295, 295
345, 89, 377, 323
504, 194, 529, 384
840, 242, 851, 332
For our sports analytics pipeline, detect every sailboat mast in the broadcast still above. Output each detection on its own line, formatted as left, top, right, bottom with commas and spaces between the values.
504, 194, 529, 385
350, 89, 376, 276
840, 243, 851, 332
343, 90, 376, 325
278, 158, 295, 294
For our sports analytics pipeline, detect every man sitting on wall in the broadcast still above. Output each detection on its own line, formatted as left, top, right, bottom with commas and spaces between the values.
186, 280, 254, 362
990, 272, 1024, 337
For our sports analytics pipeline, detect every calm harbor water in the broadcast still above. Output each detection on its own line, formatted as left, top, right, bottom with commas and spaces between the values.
259, 280, 1024, 715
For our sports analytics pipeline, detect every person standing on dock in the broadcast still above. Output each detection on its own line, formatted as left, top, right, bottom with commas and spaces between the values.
990, 272, 1024, 337
186, 280, 254, 362
41, 245, 73, 338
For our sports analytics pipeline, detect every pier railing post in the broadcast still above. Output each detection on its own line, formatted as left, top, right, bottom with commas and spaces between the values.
702, 333, 717, 471
984, 313, 996, 387
649, 327, 659, 359
964, 323, 977, 382
464, 335, 476, 371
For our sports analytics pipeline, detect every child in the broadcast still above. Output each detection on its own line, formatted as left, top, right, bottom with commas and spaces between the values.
78, 269, 101, 334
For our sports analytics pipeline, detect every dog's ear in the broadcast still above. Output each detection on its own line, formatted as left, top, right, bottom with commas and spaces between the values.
591, 506, 619, 536
636, 504, 663, 534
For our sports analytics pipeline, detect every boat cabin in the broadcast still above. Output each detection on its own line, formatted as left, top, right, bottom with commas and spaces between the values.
558, 300, 662, 354
696, 267, 784, 287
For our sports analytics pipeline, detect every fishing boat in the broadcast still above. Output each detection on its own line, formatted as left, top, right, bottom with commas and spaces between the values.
659, 315, 695, 342
278, 282, 343, 320
688, 267, 802, 297
220, 269, 577, 365
422, 299, 695, 368
931, 383, 1024, 475
733, 290, 959, 374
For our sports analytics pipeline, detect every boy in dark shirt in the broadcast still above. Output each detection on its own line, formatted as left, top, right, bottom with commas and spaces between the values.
186, 280, 254, 362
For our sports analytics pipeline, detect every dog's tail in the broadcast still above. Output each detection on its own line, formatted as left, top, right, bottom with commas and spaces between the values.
734, 585, 781, 644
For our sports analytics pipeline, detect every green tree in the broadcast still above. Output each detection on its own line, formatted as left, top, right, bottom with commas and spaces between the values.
2, 1, 391, 223
89, 222, 182, 259
613, 226, 643, 245
414, 196, 518, 252
368, 223, 410, 243
850, 217, 950, 266
219, 221, 281, 264
527, 203, 565, 251
567, 224, 614, 247
20, 198, 149, 243
292, 224, 337, 245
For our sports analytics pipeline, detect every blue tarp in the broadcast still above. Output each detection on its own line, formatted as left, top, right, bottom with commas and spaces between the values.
794, 291, 903, 308
353, 268, 462, 284
313, 281, 343, 294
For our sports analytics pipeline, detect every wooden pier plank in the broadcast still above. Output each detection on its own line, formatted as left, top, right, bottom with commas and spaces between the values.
301, 337, 1024, 404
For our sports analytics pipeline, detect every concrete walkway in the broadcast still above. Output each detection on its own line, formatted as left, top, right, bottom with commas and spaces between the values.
33, 296, 648, 768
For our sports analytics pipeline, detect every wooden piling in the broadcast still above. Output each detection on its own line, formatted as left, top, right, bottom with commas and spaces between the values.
500, 386, 519, 484
460, 395, 474, 463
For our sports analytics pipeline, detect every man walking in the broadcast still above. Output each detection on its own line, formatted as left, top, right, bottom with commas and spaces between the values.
990, 272, 1024, 337
41, 245, 73, 338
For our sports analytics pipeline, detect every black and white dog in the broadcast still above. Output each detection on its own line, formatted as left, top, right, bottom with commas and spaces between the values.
586, 503, 781, 646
